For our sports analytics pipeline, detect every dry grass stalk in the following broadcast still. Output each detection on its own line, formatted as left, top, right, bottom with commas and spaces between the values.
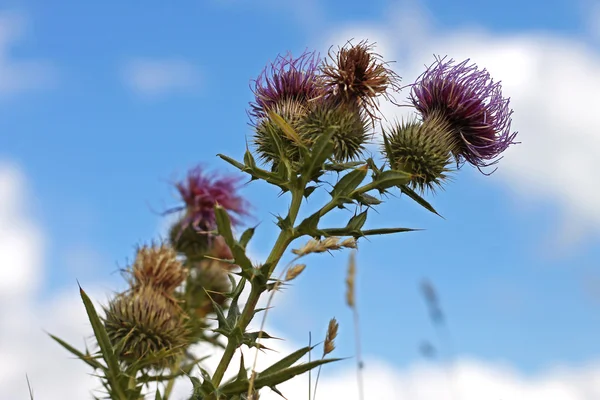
346, 251, 356, 308
323, 318, 339, 355
285, 264, 306, 281
292, 237, 357, 256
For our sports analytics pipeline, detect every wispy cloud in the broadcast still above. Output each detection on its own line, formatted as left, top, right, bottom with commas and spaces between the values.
122, 58, 201, 99
0, 12, 56, 97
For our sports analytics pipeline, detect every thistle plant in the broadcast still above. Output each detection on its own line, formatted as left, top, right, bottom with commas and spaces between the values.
46, 39, 518, 399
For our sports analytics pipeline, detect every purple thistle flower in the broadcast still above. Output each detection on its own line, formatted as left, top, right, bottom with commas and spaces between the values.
168, 166, 249, 235
410, 56, 518, 169
249, 50, 324, 123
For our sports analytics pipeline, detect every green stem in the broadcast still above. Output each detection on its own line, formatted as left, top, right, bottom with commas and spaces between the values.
211, 188, 304, 387
351, 181, 379, 196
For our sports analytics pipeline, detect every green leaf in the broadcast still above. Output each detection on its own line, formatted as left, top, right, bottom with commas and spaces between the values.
237, 354, 249, 381
220, 358, 343, 395
372, 170, 412, 190
268, 111, 305, 147
239, 226, 256, 249
304, 185, 318, 198
47, 332, 104, 370
79, 286, 128, 400
346, 210, 368, 231
330, 166, 368, 199
231, 243, 255, 278
302, 130, 335, 181
259, 345, 316, 377
154, 387, 163, 400
243, 148, 256, 169
214, 204, 235, 245
323, 161, 365, 172
399, 185, 442, 217
295, 212, 322, 237
217, 153, 246, 171
319, 226, 420, 237
354, 193, 382, 206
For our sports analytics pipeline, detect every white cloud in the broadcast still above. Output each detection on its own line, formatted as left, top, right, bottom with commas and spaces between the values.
0, 162, 44, 300
0, 12, 55, 97
122, 59, 201, 98
316, 3, 600, 244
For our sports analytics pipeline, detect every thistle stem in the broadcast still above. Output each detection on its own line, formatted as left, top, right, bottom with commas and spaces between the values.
211, 188, 304, 387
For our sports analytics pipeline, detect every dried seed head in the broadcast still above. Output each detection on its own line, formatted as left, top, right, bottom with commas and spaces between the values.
346, 252, 356, 308
382, 115, 455, 193
103, 285, 191, 369
322, 40, 401, 120
340, 237, 357, 249
298, 97, 371, 162
324, 317, 339, 355
128, 242, 187, 295
285, 264, 306, 281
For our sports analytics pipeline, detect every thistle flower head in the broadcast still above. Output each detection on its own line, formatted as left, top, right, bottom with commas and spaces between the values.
249, 50, 324, 123
322, 40, 401, 120
410, 56, 518, 168
127, 241, 186, 296
103, 285, 191, 369
299, 97, 371, 162
383, 115, 455, 193
170, 166, 249, 236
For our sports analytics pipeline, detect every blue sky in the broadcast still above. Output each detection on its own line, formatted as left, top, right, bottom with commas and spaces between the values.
2, 0, 600, 396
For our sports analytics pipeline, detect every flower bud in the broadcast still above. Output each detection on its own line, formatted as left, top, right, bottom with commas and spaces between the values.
299, 98, 370, 162
103, 285, 191, 369
382, 115, 455, 192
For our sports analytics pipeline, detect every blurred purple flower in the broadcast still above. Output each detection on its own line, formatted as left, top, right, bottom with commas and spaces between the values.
249, 50, 324, 122
410, 57, 518, 169
168, 166, 249, 234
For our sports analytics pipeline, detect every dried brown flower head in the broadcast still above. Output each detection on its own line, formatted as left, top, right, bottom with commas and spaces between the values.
127, 242, 187, 297
321, 40, 401, 120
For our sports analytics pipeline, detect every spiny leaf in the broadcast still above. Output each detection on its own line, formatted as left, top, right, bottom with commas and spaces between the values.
79, 286, 128, 400
354, 193, 382, 206
372, 170, 412, 190
346, 210, 368, 231
220, 358, 343, 395
303, 130, 335, 181
47, 332, 104, 370
244, 148, 256, 169
259, 345, 317, 377
330, 165, 368, 199
239, 226, 257, 249
399, 185, 442, 217
215, 204, 235, 245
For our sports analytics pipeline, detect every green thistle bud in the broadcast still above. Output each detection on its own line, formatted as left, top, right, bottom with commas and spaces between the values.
103, 285, 191, 369
168, 217, 210, 259
299, 98, 370, 162
184, 259, 232, 318
253, 98, 308, 167
382, 115, 455, 192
